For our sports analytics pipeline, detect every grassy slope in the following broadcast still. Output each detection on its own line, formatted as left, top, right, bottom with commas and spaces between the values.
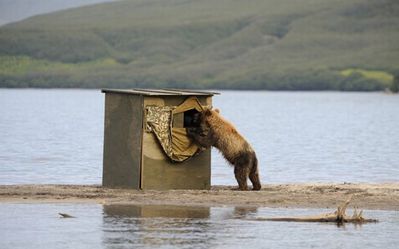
0, 0, 398, 89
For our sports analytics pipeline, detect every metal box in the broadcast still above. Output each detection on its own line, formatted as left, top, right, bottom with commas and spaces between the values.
101, 88, 217, 190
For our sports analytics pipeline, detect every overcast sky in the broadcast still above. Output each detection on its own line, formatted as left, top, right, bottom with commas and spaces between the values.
0, 0, 115, 26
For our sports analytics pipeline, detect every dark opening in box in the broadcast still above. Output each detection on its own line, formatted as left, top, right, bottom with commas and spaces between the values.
183, 109, 201, 128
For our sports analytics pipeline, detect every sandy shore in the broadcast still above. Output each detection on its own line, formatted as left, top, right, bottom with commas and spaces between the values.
1, 183, 398, 210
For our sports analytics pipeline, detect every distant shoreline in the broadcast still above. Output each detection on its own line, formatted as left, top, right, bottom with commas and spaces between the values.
1, 183, 398, 210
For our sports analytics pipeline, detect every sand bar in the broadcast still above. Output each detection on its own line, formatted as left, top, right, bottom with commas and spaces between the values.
1, 183, 398, 210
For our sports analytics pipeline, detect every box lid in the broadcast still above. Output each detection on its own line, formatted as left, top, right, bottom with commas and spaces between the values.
102, 88, 219, 96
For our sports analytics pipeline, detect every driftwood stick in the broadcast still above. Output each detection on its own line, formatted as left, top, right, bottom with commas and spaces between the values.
58, 213, 75, 218
254, 196, 377, 224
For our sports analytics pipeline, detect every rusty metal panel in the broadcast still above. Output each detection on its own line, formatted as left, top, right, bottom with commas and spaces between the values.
102, 93, 143, 189
141, 96, 212, 190
141, 153, 211, 190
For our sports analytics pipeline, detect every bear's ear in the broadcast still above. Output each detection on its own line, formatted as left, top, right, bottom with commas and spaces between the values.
214, 108, 220, 114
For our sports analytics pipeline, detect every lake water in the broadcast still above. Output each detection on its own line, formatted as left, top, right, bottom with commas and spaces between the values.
0, 203, 398, 249
1, 89, 398, 249
0, 89, 398, 185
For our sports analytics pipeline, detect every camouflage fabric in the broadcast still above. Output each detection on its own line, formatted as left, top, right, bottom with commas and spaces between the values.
145, 97, 206, 162
146, 106, 174, 158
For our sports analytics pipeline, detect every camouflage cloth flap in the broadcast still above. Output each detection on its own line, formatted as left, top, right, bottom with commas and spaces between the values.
145, 97, 205, 162
146, 106, 174, 158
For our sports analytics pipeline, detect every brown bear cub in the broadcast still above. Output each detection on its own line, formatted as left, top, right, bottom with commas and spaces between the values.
187, 108, 261, 191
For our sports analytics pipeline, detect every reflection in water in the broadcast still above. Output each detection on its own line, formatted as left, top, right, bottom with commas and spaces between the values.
233, 206, 258, 219
100, 205, 394, 249
0, 203, 397, 249
103, 205, 210, 218
102, 205, 213, 248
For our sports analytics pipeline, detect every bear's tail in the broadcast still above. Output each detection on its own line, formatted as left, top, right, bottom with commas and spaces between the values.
249, 154, 261, 191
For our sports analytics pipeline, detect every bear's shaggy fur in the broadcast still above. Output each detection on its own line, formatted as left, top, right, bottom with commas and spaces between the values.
187, 109, 261, 191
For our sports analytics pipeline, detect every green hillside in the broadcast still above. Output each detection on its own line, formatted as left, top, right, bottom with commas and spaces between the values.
0, 0, 398, 90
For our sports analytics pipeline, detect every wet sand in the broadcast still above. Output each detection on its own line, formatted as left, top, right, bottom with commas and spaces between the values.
1, 183, 398, 210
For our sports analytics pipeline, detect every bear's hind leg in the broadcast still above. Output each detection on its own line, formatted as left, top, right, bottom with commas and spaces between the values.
249, 155, 261, 190
249, 168, 261, 191
234, 166, 249, 191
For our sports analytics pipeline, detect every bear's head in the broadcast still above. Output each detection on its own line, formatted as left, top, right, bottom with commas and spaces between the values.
190, 107, 220, 134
